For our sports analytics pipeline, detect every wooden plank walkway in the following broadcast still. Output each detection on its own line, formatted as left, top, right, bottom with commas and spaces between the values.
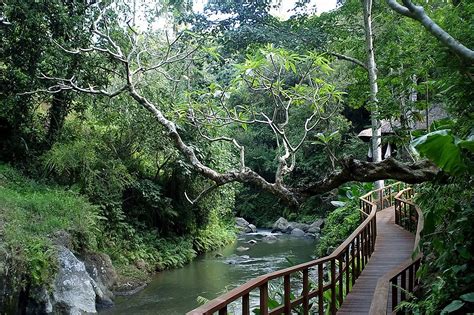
337, 206, 415, 314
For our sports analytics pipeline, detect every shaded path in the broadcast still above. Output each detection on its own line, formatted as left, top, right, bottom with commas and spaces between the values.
337, 206, 415, 314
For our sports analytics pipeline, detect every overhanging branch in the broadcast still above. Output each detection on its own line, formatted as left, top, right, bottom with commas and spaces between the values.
298, 157, 440, 197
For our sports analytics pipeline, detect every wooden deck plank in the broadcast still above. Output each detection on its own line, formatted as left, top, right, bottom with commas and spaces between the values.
337, 206, 415, 314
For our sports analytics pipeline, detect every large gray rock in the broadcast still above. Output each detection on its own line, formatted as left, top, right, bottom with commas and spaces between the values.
51, 246, 97, 314
309, 219, 325, 230
307, 226, 321, 234
289, 222, 310, 232
262, 235, 278, 242
272, 217, 290, 233
235, 217, 250, 228
236, 217, 257, 234
247, 224, 257, 233
291, 228, 305, 237
82, 252, 117, 310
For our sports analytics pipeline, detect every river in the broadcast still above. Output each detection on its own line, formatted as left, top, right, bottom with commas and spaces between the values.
102, 230, 316, 314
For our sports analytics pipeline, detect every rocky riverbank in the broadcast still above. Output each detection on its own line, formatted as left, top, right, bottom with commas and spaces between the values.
235, 217, 324, 240
0, 231, 119, 314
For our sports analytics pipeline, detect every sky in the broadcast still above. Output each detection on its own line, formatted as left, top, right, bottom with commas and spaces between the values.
139, 0, 338, 31
193, 0, 338, 19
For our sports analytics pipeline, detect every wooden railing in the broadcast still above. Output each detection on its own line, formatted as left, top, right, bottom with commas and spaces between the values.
188, 183, 405, 315
370, 187, 424, 315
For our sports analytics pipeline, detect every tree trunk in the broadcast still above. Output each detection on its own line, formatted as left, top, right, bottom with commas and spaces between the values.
362, 0, 384, 191
46, 92, 69, 148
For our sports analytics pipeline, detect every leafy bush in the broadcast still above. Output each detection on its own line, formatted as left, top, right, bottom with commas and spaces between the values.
193, 211, 235, 254
411, 179, 474, 314
315, 200, 359, 257
315, 182, 373, 257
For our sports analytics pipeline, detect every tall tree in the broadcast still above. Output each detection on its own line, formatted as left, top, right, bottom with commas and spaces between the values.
361, 0, 384, 190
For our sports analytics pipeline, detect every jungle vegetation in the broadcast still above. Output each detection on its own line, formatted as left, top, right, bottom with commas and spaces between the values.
0, 0, 472, 313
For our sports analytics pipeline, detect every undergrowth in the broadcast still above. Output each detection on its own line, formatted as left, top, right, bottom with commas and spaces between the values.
0, 163, 99, 286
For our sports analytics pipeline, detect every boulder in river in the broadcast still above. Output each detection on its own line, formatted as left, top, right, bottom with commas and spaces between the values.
236, 246, 249, 252
272, 217, 290, 233
291, 228, 305, 237
247, 224, 257, 233
262, 235, 278, 242
289, 222, 310, 232
305, 233, 320, 240
307, 226, 321, 234
247, 239, 257, 245
235, 217, 250, 228
235, 217, 257, 234
309, 219, 325, 230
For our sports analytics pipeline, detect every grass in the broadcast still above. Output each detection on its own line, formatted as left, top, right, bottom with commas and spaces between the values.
0, 163, 99, 286
0, 163, 236, 291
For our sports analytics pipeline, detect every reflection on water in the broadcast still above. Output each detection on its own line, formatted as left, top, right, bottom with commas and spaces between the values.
102, 230, 316, 315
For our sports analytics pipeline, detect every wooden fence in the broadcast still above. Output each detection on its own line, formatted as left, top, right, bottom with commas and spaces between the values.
188, 183, 405, 315
370, 187, 424, 315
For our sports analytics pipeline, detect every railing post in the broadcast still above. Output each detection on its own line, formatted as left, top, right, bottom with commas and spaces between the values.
331, 259, 336, 314
284, 275, 291, 314
372, 217, 377, 254
338, 257, 343, 305
260, 283, 268, 315
400, 270, 406, 303
345, 249, 350, 295
351, 241, 356, 286
318, 263, 324, 315
356, 234, 361, 275
408, 265, 414, 293
303, 269, 309, 315
243, 293, 250, 315
391, 278, 398, 312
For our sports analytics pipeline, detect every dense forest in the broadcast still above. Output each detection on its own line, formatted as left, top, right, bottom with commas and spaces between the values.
0, 0, 472, 314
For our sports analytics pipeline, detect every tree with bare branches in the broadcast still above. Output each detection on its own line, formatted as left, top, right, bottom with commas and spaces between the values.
32, 3, 440, 207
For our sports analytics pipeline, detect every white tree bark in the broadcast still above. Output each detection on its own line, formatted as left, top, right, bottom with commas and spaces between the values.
362, 0, 384, 191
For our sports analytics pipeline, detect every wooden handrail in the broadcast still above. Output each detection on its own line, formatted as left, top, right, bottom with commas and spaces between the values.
187, 182, 405, 315
369, 188, 424, 315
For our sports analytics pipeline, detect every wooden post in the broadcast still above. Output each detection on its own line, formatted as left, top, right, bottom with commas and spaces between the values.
408, 265, 414, 293
260, 283, 269, 315
345, 250, 350, 295
284, 275, 291, 314
331, 260, 336, 314
243, 293, 250, 315
401, 270, 406, 302
391, 278, 398, 312
351, 241, 356, 286
356, 235, 361, 276
338, 257, 343, 305
303, 269, 309, 315
318, 263, 324, 315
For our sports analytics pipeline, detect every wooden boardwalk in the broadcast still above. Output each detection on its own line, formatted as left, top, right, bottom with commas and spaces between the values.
337, 206, 415, 314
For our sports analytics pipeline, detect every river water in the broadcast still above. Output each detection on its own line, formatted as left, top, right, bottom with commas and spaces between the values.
103, 230, 316, 314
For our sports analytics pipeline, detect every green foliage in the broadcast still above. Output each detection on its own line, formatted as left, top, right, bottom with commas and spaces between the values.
315, 201, 359, 257
315, 182, 372, 257
193, 211, 235, 254
412, 179, 474, 314
412, 129, 474, 176
0, 163, 99, 286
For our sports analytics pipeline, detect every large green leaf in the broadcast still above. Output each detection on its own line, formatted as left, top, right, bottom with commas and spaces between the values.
440, 300, 464, 314
412, 130, 466, 175
460, 292, 474, 302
